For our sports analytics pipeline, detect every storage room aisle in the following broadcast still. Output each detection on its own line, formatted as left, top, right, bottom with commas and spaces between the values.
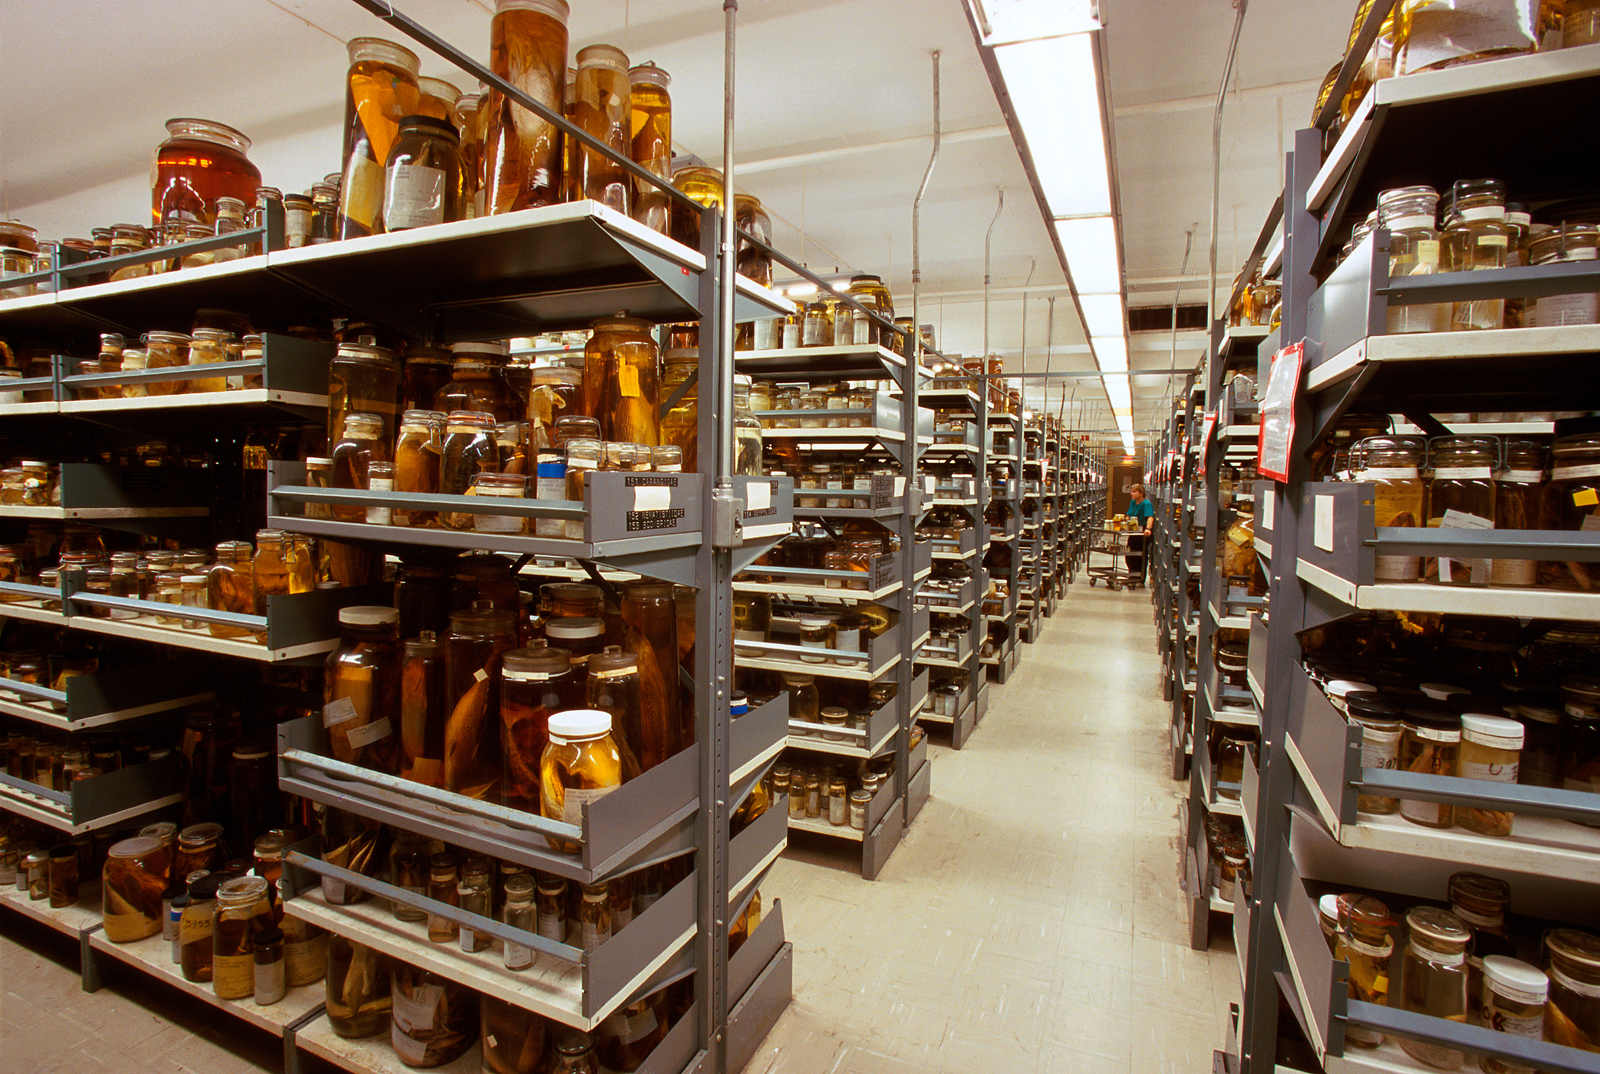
0, 577, 1235, 1074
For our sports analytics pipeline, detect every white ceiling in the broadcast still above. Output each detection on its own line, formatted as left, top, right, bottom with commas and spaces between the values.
0, 0, 1351, 450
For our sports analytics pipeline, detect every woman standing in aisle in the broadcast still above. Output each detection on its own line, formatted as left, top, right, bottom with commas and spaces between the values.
1125, 483, 1154, 589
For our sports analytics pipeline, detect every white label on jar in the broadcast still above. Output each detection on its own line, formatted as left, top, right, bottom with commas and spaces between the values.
1412, 944, 1467, 967
1488, 1006, 1545, 1039
580, 920, 607, 952
853, 317, 873, 345
537, 909, 565, 943
1500, 471, 1543, 483
1438, 509, 1493, 585
344, 717, 393, 749
1477, 234, 1510, 247
1535, 293, 1600, 327
1362, 467, 1420, 479
322, 696, 359, 728
1410, 725, 1461, 743
1461, 206, 1508, 223
1461, 758, 1518, 783
1344, 936, 1393, 960
1490, 557, 1538, 587
391, 1026, 430, 1064
285, 207, 312, 247
391, 981, 443, 1034
1553, 464, 1600, 481
1552, 962, 1600, 998
384, 164, 446, 230
561, 784, 615, 826
365, 476, 393, 525
476, 509, 523, 534
1413, 239, 1441, 266
254, 959, 286, 1003
1451, 905, 1502, 930
1359, 727, 1401, 770
504, 936, 533, 969
1434, 468, 1493, 480
834, 627, 861, 653
781, 323, 800, 350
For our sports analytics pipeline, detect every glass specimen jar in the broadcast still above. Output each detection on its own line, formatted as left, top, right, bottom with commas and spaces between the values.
620, 581, 683, 771
797, 614, 834, 662
1353, 436, 1427, 581
732, 592, 771, 655
669, 165, 723, 250
579, 882, 610, 951
153, 119, 263, 228
1378, 185, 1449, 333
213, 875, 270, 1000
253, 926, 286, 1006
1347, 692, 1404, 814
186, 328, 230, 392
142, 331, 190, 396
383, 115, 465, 230
1528, 224, 1600, 327
1544, 929, 1600, 1052
174, 821, 225, 881
391, 962, 477, 1067
500, 645, 576, 811
547, 617, 605, 672
783, 674, 819, 723
1490, 439, 1545, 587
436, 341, 513, 421
440, 411, 501, 530
1560, 677, 1600, 814
848, 274, 895, 346
571, 44, 631, 213
629, 63, 672, 234
404, 349, 453, 413
47, 844, 78, 908
536, 875, 568, 942
24, 849, 48, 900
526, 358, 583, 451
734, 195, 773, 286
658, 349, 699, 473
596, 991, 668, 1071
328, 341, 401, 449
326, 935, 392, 1038
324, 606, 403, 775
583, 316, 660, 445
1480, 956, 1548, 1074
206, 540, 255, 639
732, 376, 764, 476
1399, 707, 1461, 827
1544, 435, 1600, 589
484, 0, 569, 214
481, 996, 547, 1074
540, 709, 624, 852
1442, 179, 1511, 332
400, 631, 449, 788
1447, 871, 1514, 1025
471, 472, 529, 533
425, 852, 461, 943
443, 602, 517, 798
585, 646, 644, 780
1399, 2, 1538, 74
1455, 712, 1523, 836
180, 875, 221, 981
338, 38, 422, 237
1334, 894, 1394, 1048
1397, 906, 1472, 1070
1427, 435, 1497, 586
253, 528, 314, 619
102, 835, 166, 942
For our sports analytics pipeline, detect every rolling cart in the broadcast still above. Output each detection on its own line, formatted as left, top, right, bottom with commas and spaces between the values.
1087, 526, 1139, 590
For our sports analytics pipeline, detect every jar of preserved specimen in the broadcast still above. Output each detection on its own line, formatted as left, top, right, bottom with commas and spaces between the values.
324, 606, 403, 775
540, 709, 623, 852
484, 0, 569, 214
338, 38, 422, 238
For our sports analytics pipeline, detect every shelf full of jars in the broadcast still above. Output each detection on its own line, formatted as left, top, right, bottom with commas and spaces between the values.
1061, 439, 1105, 591
1148, 396, 1186, 672
1017, 418, 1052, 644
1041, 419, 1068, 607
1229, 17, 1600, 1074
979, 400, 1020, 689
729, 295, 933, 880
1156, 377, 1203, 784
1181, 323, 1270, 955
0, 2, 825, 1069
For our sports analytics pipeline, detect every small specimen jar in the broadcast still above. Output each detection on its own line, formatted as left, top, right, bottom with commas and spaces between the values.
1455, 713, 1523, 837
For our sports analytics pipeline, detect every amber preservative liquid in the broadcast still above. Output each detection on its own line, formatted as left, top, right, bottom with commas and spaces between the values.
563, 438, 601, 538
582, 316, 661, 445
453, 94, 483, 217
152, 119, 263, 229
326, 935, 393, 1038
436, 342, 514, 420
596, 991, 668, 1071
442, 602, 517, 798
324, 606, 403, 775
394, 410, 445, 528
1543, 928, 1600, 1053
1397, 907, 1472, 1070
180, 875, 221, 981
319, 806, 390, 905
338, 38, 422, 238
1426, 435, 1496, 585
482, 994, 548, 1074
383, 115, 466, 230
440, 411, 501, 530
1456, 713, 1523, 837
426, 852, 460, 943
669, 166, 723, 250
526, 358, 583, 451
253, 529, 315, 623
328, 342, 402, 451
102, 835, 167, 942
658, 349, 698, 473
1491, 439, 1545, 587
586, 645, 645, 778
401, 631, 449, 787
1400, 708, 1461, 827
204, 540, 254, 638
404, 350, 453, 412
1334, 895, 1394, 1048
391, 963, 478, 1068
1480, 955, 1548, 1074
621, 582, 684, 769
500, 876, 537, 972
540, 709, 624, 852
212, 876, 269, 1000
500, 645, 576, 811
1542, 435, 1600, 590
484, 0, 569, 215
628, 64, 672, 234
1378, 185, 1450, 334
571, 44, 631, 214
1354, 436, 1427, 581
1442, 179, 1511, 332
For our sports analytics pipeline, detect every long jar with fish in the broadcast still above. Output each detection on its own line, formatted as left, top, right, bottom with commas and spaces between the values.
500, 645, 577, 812
620, 582, 684, 770
324, 606, 403, 774
442, 602, 517, 799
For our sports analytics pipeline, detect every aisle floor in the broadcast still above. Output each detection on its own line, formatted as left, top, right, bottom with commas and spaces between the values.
0, 578, 1238, 1074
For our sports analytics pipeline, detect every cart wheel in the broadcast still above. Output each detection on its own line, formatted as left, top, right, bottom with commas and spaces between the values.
1111, 582, 1121, 591
1089, 578, 1097, 587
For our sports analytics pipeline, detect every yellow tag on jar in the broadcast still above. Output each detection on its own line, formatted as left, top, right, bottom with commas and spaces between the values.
1575, 489, 1599, 507
618, 365, 642, 398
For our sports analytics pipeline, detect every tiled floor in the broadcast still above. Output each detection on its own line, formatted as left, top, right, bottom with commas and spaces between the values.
0, 577, 1238, 1074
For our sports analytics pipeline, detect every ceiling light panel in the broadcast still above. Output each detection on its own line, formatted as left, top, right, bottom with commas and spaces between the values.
969, 0, 1100, 46
1092, 335, 1128, 372
1078, 293, 1125, 338
994, 33, 1111, 219
1054, 216, 1122, 295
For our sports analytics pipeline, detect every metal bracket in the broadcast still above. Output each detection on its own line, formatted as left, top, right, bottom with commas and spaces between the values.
712, 487, 742, 549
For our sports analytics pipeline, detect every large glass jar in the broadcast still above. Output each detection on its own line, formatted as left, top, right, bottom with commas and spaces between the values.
734, 195, 773, 286
1544, 929, 1600, 1053
1527, 224, 1600, 328
1378, 185, 1449, 334
1448, 872, 1515, 1027
658, 349, 698, 474
443, 603, 517, 798
213, 875, 270, 1000
1348, 692, 1404, 814
628, 63, 672, 235
1399, 707, 1461, 828
1542, 435, 1600, 590
500, 646, 576, 811
669, 166, 723, 250
404, 349, 453, 413
571, 44, 631, 214
585, 646, 643, 776
101, 835, 166, 942
732, 376, 764, 476
583, 316, 660, 445
1398, 1, 1539, 75
540, 709, 624, 852
484, 0, 569, 215
153, 119, 263, 229
1442, 179, 1511, 332
1490, 439, 1545, 587
440, 411, 501, 530
329, 342, 402, 449
1427, 435, 1496, 586
1334, 894, 1394, 1048
206, 540, 255, 639
620, 582, 683, 770
1456, 713, 1523, 837
1397, 907, 1472, 1070
324, 606, 403, 775
393, 410, 444, 528
391, 963, 477, 1067
847, 275, 895, 348
1480, 956, 1548, 1074
436, 342, 513, 420
383, 115, 465, 230
482, 994, 548, 1073
401, 631, 449, 788
332, 412, 392, 523
326, 935, 392, 1038
338, 38, 422, 238
1560, 677, 1600, 813
1354, 436, 1426, 581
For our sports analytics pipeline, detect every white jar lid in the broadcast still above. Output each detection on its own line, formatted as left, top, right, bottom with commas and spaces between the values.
1421, 682, 1469, 700
1461, 713, 1524, 749
339, 605, 399, 626
1483, 955, 1548, 1004
546, 617, 603, 638
180, 574, 208, 584
1319, 894, 1341, 920
548, 708, 612, 740
1327, 680, 1378, 699
452, 340, 508, 356
798, 614, 831, 627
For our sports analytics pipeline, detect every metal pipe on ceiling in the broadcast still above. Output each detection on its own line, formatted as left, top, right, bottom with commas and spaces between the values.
1207, 0, 1250, 343
911, 50, 942, 360
983, 187, 1005, 367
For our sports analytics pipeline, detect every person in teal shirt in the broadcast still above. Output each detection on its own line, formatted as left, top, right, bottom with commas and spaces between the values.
1126, 483, 1154, 588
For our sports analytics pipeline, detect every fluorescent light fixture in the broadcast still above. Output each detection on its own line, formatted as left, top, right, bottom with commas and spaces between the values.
994, 33, 1111, 218
1078, 293, 1125, 338
1092, 335, 1128, 372
968, 0, 1099, 46
1104, 377, 1132, 413
783, 283, 818, 297
1054, 216, 1122, 295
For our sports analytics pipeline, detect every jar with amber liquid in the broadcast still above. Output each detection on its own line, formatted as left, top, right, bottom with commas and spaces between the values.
181, 874, 221, 981
620, 582, 682, 770
540, 709, 624, 852
329, 342, 401, 450
326, 935, 392, 1038
324, 606, 403, 775
1447, 872, 1515, 1027
436, 342, 514, 421
1544, 929, 1600, 1054
426, 853, 460, 943
390, 963, 477, 1067
153, 119, 263, 229
403, 349, 452, 412
484, 0, 569, 214
443, 602, 516, 798
392, 410, 444, 528
735, 195, 773, 286
596, 991, 668, 1071
629, 63, 672, 234
482, 994, 548, 1073
658, 349, 699, 473
1442, 179, 1511, 331
212, 876, 269, 1000
440, 411, 501, 530
500, 645, 576, 810
1491, 439, 1545, 587
338, 38, 421, 238
571, 44, 631, 214
584, 645, 644, 777
102, 835, 167, 942
526, 358, 583, 451
1426, 435, 1496, 585
1456, 713, 1523, 837
1334, 895, 1394, 1048
583, 316, 660, 445
1399, 708, 1461, 828
251, 529, 314, 621
669, 166, 723, 250
1397, 907, 1471, 1070
1378, 185, 1449, 334
400, 631, 449, 787
330, 412, 390, 524
206, 541, 255, 639
383, 115, 465, 230
1353, 436, 1426, 581
1542, 434, 1600, 590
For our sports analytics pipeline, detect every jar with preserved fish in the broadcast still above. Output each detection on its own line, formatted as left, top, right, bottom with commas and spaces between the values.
205, 541, 255, 639
453, 93, 483, 216
1398, 0, 1540, 75
338, 38, 422, 238
526, 358, 583, 451
404, 349, 453, 413
331, 412, 391, 524
153, 119, 263, 229
1456, 713, 1523, 837
1399, 707, 1461, 827
326, 936, 392, 1038
329, 342, 401, 448
541, 709, 624, 851
658, 349, 698, 473
213, 876, 269, 1000
1541, 435, 1600, 590
596, 990, 668, 1071
1490, 439, 1545, 587
735, 195, 773, 286
443, 602, 517, 798
501, 645, 576, 810
562, 438, 600, 537
484, 0, 569, 214
629, 63, 672, 234
1543, 929, 1600, 1053
583, 316, 660, 445
572, 45, 631, 213
436, 341, 514, 420
732, 376, 764, 476
1353, 437, 1426, 581
1335, 894, 1394, 1048
383, 115, 465, 231
669, 166, 723, 250
440, 411, 501, 530
1397, 906, 1471, 1070
1527, 223, 1600, 327
400, 631, 449, 787
102, 835, 167, 942
621, 581, 682, 769
390, 962, 477, 1067
1442, 179, 1511, 332
324, 606, 403, 775
1427, 435, 1496, 585
393, 410, 444, 528
1378, 185, 1449, 333
180, 874, 221, 981
585, 646, 644, 778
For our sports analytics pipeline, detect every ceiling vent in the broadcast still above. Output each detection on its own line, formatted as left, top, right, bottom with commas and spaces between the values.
1129, 304, 1208, 333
